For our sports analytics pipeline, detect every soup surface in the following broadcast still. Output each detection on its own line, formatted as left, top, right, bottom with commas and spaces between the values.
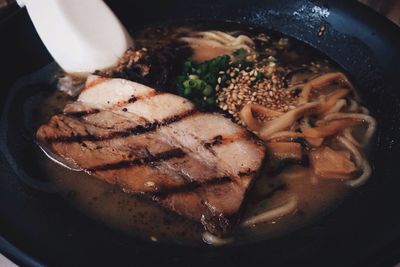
34, 22, 374, 245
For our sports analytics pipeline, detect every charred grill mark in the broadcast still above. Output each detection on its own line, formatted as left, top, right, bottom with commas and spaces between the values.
203, 132, 253, 150
128, 95, 137, 103
45, 109, 196, 143
64, 109, 100, 117
162, 110, 195, 125
204, 135, 223, 149
88, 148, 186, 172
238, 169, 257, 177
44, 123, 157, 143
152, 176, 232, 198
112, 91, 156, 108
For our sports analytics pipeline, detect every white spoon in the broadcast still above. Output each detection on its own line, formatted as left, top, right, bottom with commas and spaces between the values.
17, 0, 133, 73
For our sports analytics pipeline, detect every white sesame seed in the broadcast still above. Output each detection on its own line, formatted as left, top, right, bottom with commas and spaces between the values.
215, 64, 298, 123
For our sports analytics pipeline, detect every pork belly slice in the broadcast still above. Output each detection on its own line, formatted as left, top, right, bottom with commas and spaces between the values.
36, 76, 266, 236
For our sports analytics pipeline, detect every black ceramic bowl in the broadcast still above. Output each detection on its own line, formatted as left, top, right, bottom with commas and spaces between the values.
1, 1, 400, 266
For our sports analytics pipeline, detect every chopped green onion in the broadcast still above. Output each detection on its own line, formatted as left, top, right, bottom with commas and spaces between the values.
183, 87, 192, 96
198, 80, 207, 90
177, 54, 234, 108
219, 55, 230, 69
203, 74, 216, 86
220, 74, 228, 84
200, 63, 208, 72
203, 85, 213, 96
206, 97, 216, 105
183, 79, 197, 90
192, 79, 206, 90
189, 74, 199, 80
183, 61, 193, 72
182, 80, 190, 89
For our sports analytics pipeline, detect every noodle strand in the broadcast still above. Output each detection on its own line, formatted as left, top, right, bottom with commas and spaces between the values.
241, 196, 298, 227
338, 136, 372, 187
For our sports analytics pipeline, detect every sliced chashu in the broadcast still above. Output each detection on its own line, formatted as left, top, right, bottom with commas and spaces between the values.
36, 76, 266, 236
